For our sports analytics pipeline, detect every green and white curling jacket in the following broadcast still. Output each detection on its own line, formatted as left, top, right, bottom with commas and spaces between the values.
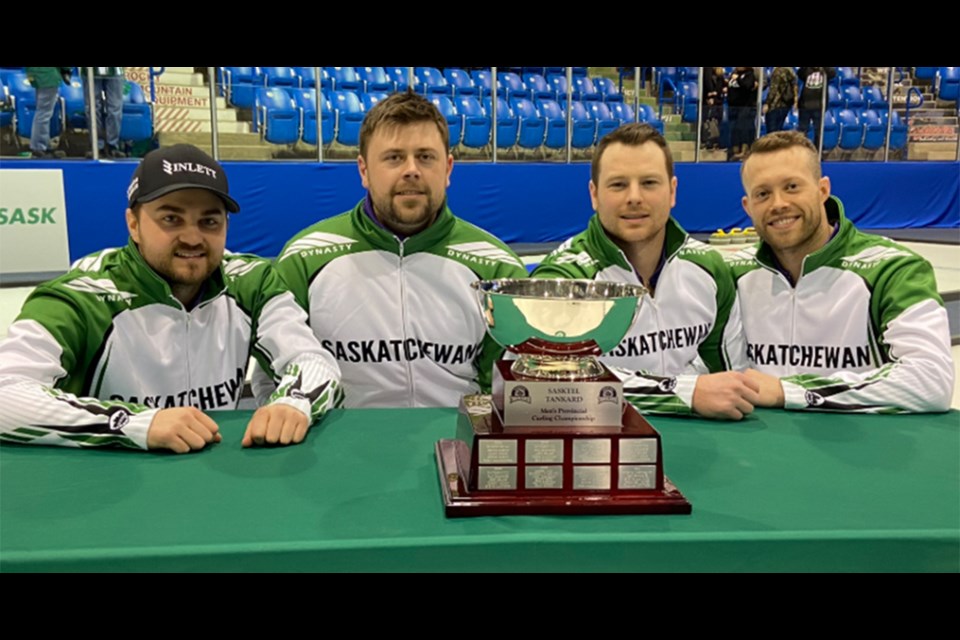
729, 196, 953, 413
0, 241, 342, 450
272, 200, 528, 408
532, 214, 748, 415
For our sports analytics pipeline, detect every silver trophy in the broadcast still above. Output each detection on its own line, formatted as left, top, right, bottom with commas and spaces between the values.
472, 278, 647, 380
435, 278, 691, 516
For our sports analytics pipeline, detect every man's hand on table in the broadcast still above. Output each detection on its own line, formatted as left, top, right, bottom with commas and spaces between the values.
744, 369, 786, 408
242, 404, 310, 448
147, 407, 222, 453
692, 371, 762, 420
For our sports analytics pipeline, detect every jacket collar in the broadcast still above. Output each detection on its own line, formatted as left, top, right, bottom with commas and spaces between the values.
585, 213, 689, 272
754, 195, 848, 279
121, 238, 228, 308
350, 197, 456, 254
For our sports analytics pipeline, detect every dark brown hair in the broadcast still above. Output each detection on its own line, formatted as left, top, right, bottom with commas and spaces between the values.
359, 90, 449, 159
591, 123, 674, 185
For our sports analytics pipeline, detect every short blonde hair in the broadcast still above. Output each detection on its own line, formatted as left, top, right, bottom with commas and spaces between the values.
741, 130, 821, 181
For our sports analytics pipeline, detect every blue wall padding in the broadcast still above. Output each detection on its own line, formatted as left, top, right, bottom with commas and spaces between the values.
6, 159, 958, 261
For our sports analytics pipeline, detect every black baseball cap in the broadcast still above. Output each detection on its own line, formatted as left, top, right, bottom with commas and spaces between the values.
126, 144, 240, 213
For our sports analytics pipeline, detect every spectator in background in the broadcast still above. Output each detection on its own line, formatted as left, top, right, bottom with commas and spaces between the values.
25, 67, 72, 159
727, 67, 757, 160
701, 67, 727, 150
764, 66, 797, 134
797, 67, 836, 150
81, 67, 127, 158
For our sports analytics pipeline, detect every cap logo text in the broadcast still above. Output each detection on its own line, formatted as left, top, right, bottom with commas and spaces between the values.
162, 159, 217, 179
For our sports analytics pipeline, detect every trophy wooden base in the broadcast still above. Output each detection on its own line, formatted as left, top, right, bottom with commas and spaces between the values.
435, 395, 692, 517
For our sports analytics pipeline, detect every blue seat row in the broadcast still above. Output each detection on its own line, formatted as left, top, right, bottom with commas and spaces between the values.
0, 70, 153, 143
252, 86, 662, 150
757, 106, 907, 152
220, 67, 622, 110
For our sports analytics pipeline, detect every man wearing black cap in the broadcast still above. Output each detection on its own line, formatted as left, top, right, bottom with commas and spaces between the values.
0, 144, 343, 453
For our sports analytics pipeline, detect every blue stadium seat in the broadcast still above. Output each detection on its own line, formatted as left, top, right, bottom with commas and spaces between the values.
384, 67, 411, 92
497, 72, 528, 100
785, 107, 799, 130
510, 97, 546, 151
482, 96, 518, 149
938, 67, 959, 102
862, 85, 888, 112
914, 67, 937, 80
455, 95, 491, 150
827, 84, 843, 109
254, 87, 299, 145
330, 90, 365, 147
860, 109, 887, 151
609, 101, 636, 125
566, 100, 596, 148
416, 67, 449, 95
546, 74, 569, 100
292, 88, 333, 146
59, 79, 88, 129
820, 109, 839, 150
593, 77, 623, 103
470, 70, 493, 97
837, 108, 863, 150
324, 67, 363, 93
679, 81, 699, 123
292, 67, 321, 89
637, 104, 665, 134
836, 67, 859, 87
0, 81, 11, 130
430, 95, 462, 148
6, 71, 34, 104
536, 99, 568, 150
523, 73, 555, 102
222, 67, 260, 108
356, 67, 394, 94
842, 85, 865, 110
261, 67, 300, 88
572, 76, 601, 102
120, 81, 153, 142
589, 101, 619, 141
443, 69, 477, 97
0, 68, 24, 91
887, 111, 907, 152
360, 92, 389, 111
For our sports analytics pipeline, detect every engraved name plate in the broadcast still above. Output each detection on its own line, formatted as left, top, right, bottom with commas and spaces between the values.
478, 466, 518, 490
620, 438, 658, 464
573, 466, 611, 490
503, 380, 622, 427
525, 466, 564, 490
573, 438, 611, 464
618, 465, 657, 490
525, 439, 564, 464
479, 440, 518, 465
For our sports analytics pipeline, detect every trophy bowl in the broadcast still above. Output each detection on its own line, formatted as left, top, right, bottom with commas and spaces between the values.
472, 278, 647, 380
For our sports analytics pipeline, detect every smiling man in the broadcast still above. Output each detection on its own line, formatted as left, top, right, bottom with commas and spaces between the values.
533, 123, 758, 419
0, 144, 343, 452
271, 91, 526, 407
733, 130, 954, 412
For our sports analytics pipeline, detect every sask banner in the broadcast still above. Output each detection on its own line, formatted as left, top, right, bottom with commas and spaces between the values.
0, 169, 71, 277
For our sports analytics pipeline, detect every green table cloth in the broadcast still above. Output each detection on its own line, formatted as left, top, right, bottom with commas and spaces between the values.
2, 408, 957, 572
